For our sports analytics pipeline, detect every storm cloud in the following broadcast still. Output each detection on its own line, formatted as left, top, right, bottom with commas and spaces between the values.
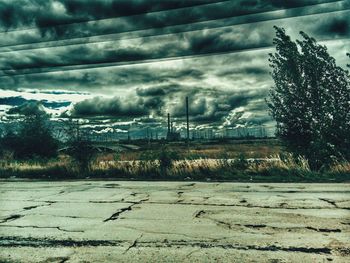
7, 101, 46, 116
70, 95, 163, 117
0, 0, 349, 132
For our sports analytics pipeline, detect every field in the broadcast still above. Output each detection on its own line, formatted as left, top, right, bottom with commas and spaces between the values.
107, 139, 284, 160
0, 139, 349, 182
0, 181, 349, 262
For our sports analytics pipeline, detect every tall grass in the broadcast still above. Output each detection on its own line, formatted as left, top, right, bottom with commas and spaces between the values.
0, 153, 349, 182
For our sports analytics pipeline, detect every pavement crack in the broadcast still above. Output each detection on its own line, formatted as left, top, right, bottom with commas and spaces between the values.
0, 225, 84, 233
45, 256, 70, 263
30, 213, 95, 219
103, 204, 134, 222
234, 224, 344, 233
193, 210, 206, 218
192, 210, 232, 229
244, 224, 267, 229
123, 234, 143, 254
216, 220, 232, 229
177, 191, 184, 203
319, 198, 338, 208
23, 202, 52, 212
306, 227, 341, 233
103, 197, 149, 222
0, 214, 23, 223
0, 237, 335, 255
23, 205, 40, 210
103, 183, 120, 188
89, 200, 124, 203
0, 236, 123, 247
145, 201, 348, 210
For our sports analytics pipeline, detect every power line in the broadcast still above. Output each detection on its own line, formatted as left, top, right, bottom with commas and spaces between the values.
0, 0, 232, 34
0, 37, 348, 78
0, 3, 347, 55
0, 0, 344, 51
0, 45, 274, 77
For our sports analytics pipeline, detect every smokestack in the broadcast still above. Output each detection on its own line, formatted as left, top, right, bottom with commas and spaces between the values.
167, 113, 171, 133
186, 96, 189, 141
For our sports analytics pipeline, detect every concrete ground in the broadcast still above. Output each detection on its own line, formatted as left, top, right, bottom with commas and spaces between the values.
0, 181, 349, 263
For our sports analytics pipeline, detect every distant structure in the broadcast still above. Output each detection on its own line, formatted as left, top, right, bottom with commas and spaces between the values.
166, 97, 190, 141
166, 113, 181, 141
186, 96, 190, 141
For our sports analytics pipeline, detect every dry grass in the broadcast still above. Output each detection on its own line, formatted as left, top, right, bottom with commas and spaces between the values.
329, 161, 350, 173
108, 140, 284, 161
0, 141, 348, 181
249, 154, 311, 173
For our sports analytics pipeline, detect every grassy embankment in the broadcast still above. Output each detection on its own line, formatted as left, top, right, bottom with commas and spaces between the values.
0, 140, 349, 182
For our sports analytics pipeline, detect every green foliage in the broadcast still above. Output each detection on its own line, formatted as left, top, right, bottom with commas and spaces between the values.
267, 27, 350, 169
67, 139, 95, 172
233, 153, 249, 170
1, 113, 58, 159
159, 147, 179, 170
114, 152, 121, 161
139, 150, 159, 161
64, 119, 96, 172
138, 147, 179, 176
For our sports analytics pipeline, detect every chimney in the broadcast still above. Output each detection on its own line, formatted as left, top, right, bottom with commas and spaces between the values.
167, 113, 171, 134
186, 96, 189, 141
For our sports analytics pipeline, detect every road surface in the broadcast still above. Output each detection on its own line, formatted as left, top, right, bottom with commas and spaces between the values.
0, 180, 349, 262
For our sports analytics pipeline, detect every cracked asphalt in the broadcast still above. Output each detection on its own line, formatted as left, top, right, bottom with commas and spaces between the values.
0, 181, 349, 262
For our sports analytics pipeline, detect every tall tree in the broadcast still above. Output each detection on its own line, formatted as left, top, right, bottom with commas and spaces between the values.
267, 26, 350, 169
2, 112, 58, 159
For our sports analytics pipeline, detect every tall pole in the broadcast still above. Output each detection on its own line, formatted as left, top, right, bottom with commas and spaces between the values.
167, 113, 170, 134
186, 96, 189, 141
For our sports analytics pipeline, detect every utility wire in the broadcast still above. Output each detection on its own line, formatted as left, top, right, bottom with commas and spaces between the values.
0, 0, 232, 34
0, 0, 344, 51
0, 37, 348, 78
0, 4, 347, 57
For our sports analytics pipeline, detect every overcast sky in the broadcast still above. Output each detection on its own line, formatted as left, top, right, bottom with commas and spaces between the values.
0, 0, 349, 136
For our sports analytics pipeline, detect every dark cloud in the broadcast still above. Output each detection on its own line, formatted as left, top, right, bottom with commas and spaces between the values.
0, 0, 339, 48
0, 24, 273, 72
316, 16, 350, 37
216, 66, 269, 77
1, 44, 151, 70
70, 95, 163, 117
0, 0, 347, 132
0, 96, 70, 109
170, 89, 267, 123
265, 0, 329, 9
68, 86, 269, 127
25, 89, 88, 95
0, 0, 218, 30
0, 0, 345, 74
136, 84, 182, 97
137, 86, 166, 97
6, 102, 46, 116
0, 96, 28, 106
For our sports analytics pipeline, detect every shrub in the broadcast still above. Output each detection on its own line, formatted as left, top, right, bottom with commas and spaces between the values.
267, 27, 350, 169
1, 114, 58, 159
